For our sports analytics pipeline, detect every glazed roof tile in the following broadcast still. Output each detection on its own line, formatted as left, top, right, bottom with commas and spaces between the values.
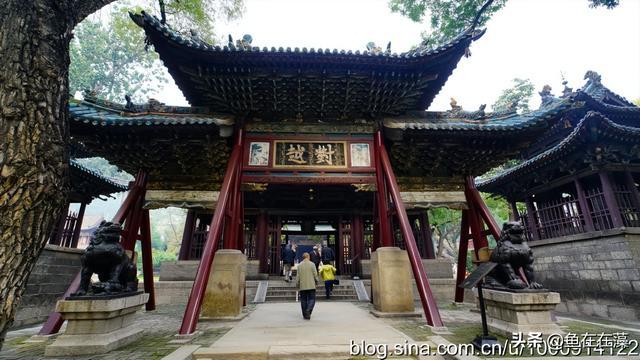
130, 11, 485, 119
131, 11, 483, 60
69, 98, 234, 127
477, 111, 640, 190
383, 99, 572, 133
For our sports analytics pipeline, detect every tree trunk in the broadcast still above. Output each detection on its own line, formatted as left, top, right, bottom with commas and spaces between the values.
0, 0, 115, 349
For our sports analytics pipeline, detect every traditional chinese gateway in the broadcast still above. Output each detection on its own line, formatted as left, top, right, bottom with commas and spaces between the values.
39, 10, 638, 335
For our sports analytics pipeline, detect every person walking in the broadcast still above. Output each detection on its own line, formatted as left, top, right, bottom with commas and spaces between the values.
282, 244, 296, 282
320, 242, 335, 267
310, 245, 321, 270
318, 262, 337, 299
296, 252, 320, 320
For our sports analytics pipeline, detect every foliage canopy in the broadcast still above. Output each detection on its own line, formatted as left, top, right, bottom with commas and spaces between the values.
388, 0, 507, 48
70, 0, 244, 102
491, 78, 535, 113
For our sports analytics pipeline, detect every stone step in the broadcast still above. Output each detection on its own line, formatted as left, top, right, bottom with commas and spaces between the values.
264, 295, 359, 302
267, 287, 353, 292
265, 291, 358, 296
266, 289, 355, 294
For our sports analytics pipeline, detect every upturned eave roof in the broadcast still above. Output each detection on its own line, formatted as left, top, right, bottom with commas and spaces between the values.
477, 111, 640, 193
130, 11, 485, 120
70, 159, 128, 200
383, 99, 572, 134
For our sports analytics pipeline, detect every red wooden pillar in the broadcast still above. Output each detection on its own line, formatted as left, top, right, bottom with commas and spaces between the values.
179, 210, 197, 260
454, 210, 470, 302
50, 203, 70, 245
337, 216, 344, 274
625, 171, 640, 213
524, 198, 539, 240
574, 178, 595, 232
464, 176, 500, 241
352, 214, 364, 276
371, 193, 381, 252
236, 192, 245, 253
509, 201, 520, 222
179, 129, 243, 335
256, 211, 268, 273
376, 130, 443, 327
599, 171, 624, 227
374, 132, 393, 247
419, 211, 435, 259
140, 209, 156, 311
69, 202, 87, 248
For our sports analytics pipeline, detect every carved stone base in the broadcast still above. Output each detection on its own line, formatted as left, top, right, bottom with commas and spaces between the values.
479, 289, 561, 337
371, 247, 414, 313
201, 249, 247, 318
45, 292, 148, 357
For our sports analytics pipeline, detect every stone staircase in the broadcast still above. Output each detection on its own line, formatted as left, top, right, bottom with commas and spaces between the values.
265, 279, 360, 302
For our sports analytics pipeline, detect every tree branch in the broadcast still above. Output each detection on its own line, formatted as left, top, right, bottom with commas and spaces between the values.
72, 0, 118, 25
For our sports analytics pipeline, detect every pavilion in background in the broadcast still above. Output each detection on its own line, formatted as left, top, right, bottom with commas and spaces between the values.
479, 72, 640, 321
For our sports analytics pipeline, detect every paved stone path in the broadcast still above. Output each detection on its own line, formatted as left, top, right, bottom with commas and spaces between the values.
0, 305, 233, 360
193, 302, 433, 359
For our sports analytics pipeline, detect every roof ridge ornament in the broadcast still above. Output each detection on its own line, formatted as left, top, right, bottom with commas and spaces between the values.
539, 85, 556, 108
560, 73, 573, 98
584, 70, 602, 86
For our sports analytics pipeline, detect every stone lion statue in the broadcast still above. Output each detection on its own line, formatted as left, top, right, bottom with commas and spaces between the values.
72, 221, 138, 296
484, 221, 544, 291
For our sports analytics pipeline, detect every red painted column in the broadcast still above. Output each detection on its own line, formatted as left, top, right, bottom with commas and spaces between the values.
509, 201, 520, 222
374, 132, 393, 247
524, 198, 540, 240
140, 209, 156, 311
179, 210, 196, 260
371, 193, 381, 252
464, 176, 500, 241
454, 210, 470, 302
376, 130, 444, 327
419, 211, 435, 259
256, 211, 268, 273
69, 202, 87, 248
179, 129, 243, 335
625, 171, 640, 214
599, 171, 624, 227
574, 178, 595, 232
352, 214, 364, 276
50, 203, 70, 245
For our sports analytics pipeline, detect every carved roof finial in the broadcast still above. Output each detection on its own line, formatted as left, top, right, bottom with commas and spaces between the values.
366, 42, 382, 55
125, 94, 134, 110
236, 34, 253, 49
584, 70, 602, 85
539, 85, 555, 107
450, 97, 462, 111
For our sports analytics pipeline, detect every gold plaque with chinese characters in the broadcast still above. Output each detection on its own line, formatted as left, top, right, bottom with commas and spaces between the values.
273, 141, 347, 168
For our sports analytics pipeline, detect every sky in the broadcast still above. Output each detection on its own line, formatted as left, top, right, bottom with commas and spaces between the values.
152, 0, 640, 111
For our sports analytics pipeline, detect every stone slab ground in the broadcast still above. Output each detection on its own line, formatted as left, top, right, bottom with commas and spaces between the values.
3, 301, 640, 359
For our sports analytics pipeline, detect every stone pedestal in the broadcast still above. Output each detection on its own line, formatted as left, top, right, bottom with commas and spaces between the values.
45, 292, 148, 357
201, 249, 247, 319
479, 289, 562, 337
371, 247, 414, 313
